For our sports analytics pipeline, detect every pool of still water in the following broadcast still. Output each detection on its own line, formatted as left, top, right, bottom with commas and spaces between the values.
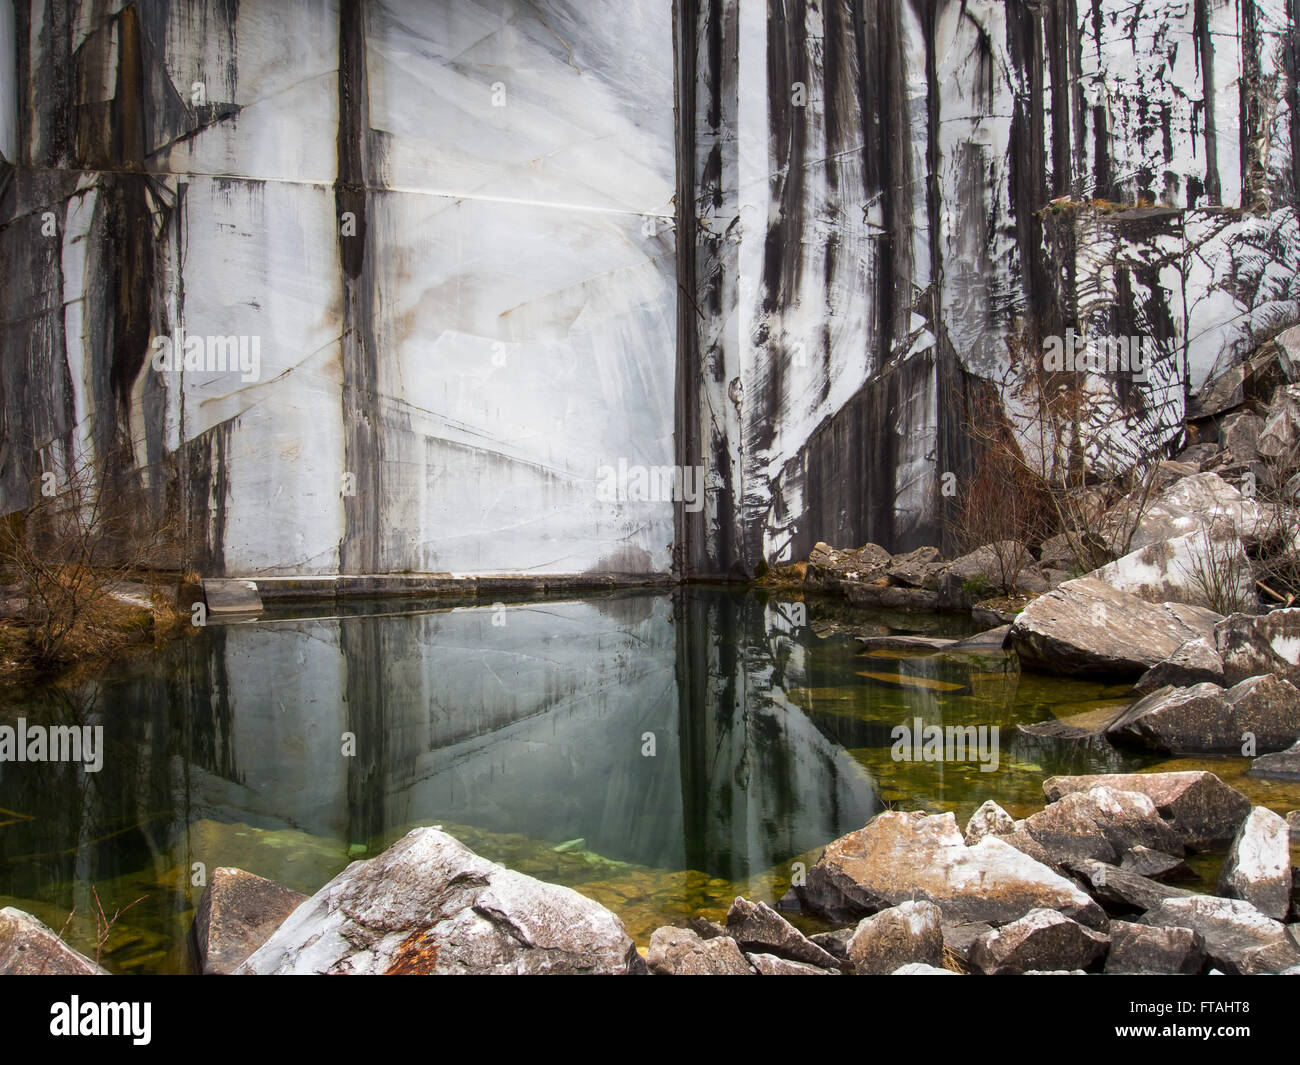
2, 586, 1297, 973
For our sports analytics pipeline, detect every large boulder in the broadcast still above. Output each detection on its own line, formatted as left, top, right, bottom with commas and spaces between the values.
1103, 921, 1205, 974
1215, 609, 1300, 685
938, 542, 1048, 605
646, 927, 753, 975
1009, 577, 1222, 677
846, 900, 944, 975
1219, 807, 1292, 920
1015, 786, 1185, 868
1106, 473, 1273, 552
192, 867, 306, 975
238, 828, 640, 975
967, 910, 1108, 975
0, 907, 106, 975
1141, 896, 1300, 975
794, 811, 1105, 929
724, 897, 839, 970
1087, 530, 1255, 612
885, 546, 944, 589
807, 542, 891, 582
1042, 772, 1251, 851
1106, 675, 1300, 754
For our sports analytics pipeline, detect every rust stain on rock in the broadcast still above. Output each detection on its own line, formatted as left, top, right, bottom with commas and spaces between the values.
384, 927, 441, 975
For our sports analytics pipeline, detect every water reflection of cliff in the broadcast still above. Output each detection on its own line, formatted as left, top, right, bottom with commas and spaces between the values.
0, 590, 882, 908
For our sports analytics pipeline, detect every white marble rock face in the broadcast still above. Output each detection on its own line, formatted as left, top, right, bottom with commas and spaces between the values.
2, 1, 1298, 576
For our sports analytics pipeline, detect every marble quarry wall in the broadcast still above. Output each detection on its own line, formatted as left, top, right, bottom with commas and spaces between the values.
2, 1, 1298, 578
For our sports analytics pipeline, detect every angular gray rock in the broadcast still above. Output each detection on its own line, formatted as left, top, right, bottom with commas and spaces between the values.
745, 952, 833, 975
945, 625, 1013, 653
646, 927, 753, 975
1109, 473, 1273, 552
1141, 896, 1300, 975
1257, 384, 1300, 460
796, 811, 1105, 929
1219, 806, 1292, 920
0, 908, 106, 976
192, 867, 307, 975
1119, 846, 1193, 882
1065, 858, 1196, 913
885, 546, 944, 588
1016, 786, 1185, 869
1108, 675, 1300, 754
938, 542, 1047, 605
1288, 810, 1300, 843
963, 799, 1015, 845
891, 962, 957, 975
846, 900, 944, 976
1042, 771, 1251, 851
239, 827, 640, 974
1088, 530, 1254, 612
808, 927, 855, 962
1249, 739, 1300, 780
1009, 577, 1222, 677
1215, 609, 1300, 685
1103, 921, 1205, 975
724, 896, 839, 970
1133, 635, 1226, 694
941, 921, 993, 965
203, 579, 264, 616
967, 910, 1108, 976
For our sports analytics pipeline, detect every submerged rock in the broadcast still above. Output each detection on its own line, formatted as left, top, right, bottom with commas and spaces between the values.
967, 910, 1108, 976
1219, 807, 1292, 920
1042, 771, 1251, 851
238, 827, 640, 975
1009, 577, 1222, 677
0, 907, 106, 976
192, 867, 306, 975
795, 811, 1105, 929
646, 927, 753, 976
846, 900, 944, 975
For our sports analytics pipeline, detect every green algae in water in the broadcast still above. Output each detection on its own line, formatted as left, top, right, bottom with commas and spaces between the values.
1, 586, 1294, 972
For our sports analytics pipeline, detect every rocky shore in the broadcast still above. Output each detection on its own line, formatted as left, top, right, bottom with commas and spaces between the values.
3, 766, 1297, 976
